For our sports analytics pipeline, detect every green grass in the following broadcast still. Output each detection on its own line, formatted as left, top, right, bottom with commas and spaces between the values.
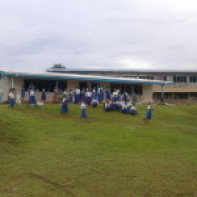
0, 104, 197, 197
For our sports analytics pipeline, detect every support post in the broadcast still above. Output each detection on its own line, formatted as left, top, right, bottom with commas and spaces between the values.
11, 77, 14, 88
161, 84, 165, 105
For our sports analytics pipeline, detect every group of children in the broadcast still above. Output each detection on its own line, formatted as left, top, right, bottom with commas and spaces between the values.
60, 88, 153, 121
6, 86, 153, 121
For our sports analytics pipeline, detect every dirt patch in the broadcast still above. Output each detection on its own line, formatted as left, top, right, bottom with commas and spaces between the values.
27, 172, 76, 197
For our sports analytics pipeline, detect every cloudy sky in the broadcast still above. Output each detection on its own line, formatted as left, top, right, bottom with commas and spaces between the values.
0, 0, 197, 72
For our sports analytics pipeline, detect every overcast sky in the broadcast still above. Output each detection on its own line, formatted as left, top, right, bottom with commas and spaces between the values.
0, 0, 197, 72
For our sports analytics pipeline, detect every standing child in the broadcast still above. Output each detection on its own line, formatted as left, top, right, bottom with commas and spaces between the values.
144, 102, 153, 122
105, 88, 111, 100
41, 88, 46, 103
80, 102, 88, 119
61, 94, 68, 114
21, 85, 25, 102
8, 88, 16, 109
29, 88, 37, 105
75, 87, 81, 104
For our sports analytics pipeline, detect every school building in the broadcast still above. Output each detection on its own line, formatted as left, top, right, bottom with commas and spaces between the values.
0, 70, 173, 103
47, 68, 197, 102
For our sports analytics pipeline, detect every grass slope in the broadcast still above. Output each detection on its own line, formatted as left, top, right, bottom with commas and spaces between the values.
0, 104, 197, 197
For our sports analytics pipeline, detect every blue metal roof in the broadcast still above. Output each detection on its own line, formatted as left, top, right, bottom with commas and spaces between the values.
0, 71, 174, 85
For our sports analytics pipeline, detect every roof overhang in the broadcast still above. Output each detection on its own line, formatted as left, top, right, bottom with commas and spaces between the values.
0, 71, 174, 85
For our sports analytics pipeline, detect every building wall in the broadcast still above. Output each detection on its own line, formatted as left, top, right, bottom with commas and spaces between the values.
0, 77, 9, 102
67, 80, 78, 89
1, 76, 154, 103
153, 83, 197, 93
142, 84, 153, 103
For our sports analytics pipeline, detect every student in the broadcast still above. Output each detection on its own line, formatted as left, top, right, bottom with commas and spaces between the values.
8, 88, 16, 109
80, 102, 88, 119
41, 88, 46, 103
75, 87, 81, 103
91, 97, 98, 107
112, 92, 121, 110
61, 94, 68, 114
146, 103, 153, 120
122, 91, 128, 104
29, 88, 37, 105
21, 85, 25, 102
80, 88, 85, 102
130, 105, 138, 116
121, 102, 131, 113
121, 102, 127, 113
104, 100, 112, 112
86, 89, 92, 105
98, 88, 104, 102
92, 89, 97, 99
67, 89, 73, 103
144, 103, 153, 123
105, 88, 111, 100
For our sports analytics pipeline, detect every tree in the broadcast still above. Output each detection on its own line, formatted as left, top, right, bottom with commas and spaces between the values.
51, 64, 66, 69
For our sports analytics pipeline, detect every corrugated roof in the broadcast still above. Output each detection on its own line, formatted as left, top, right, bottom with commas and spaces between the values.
0, 70, 174, 85
47, 68, 197, 73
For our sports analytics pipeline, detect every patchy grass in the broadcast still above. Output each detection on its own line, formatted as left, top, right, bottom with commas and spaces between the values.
0, 104, 197, 197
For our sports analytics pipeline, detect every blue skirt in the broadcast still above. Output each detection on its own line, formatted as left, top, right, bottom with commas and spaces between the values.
9, 98, 15, 107
86, 97, 92, 105
121, 108, 127, 113
130, 109, 138, 115
98, 93, 104, 102
75, 94, 81, 103
80, 109, 88, 118
146, 110, 152, 119
21, 89, 25, 98
29, 96, 36, 105
105, 91, 111, 100
61, 103, 68, 114
41, 93, 46, 101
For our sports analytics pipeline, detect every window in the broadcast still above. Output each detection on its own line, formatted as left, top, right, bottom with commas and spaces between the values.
189, 76, 197, 83
139, 76, 154, 80
173, 76, 187, 83
24, 79, 67, 92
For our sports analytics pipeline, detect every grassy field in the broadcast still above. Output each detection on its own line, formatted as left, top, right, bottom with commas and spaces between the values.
0, 104, 197, 197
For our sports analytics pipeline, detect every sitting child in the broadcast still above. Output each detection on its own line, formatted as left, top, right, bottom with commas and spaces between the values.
104, 100, 112, 112
91, 98, 99, 107
130, 105, 138, 115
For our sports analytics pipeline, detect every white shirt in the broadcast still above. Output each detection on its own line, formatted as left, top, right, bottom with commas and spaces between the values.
9, 92, 15, 99
86, 91, 92, 97
147, 105, 151, 110
104, 102, 110, 108
81, 103, 86, 109
30, 90, 35, 96
75, 88, 80, 95
91, 99, 98, 104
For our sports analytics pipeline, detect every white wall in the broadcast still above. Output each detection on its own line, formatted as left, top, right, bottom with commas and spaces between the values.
0, 77, 9, 102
